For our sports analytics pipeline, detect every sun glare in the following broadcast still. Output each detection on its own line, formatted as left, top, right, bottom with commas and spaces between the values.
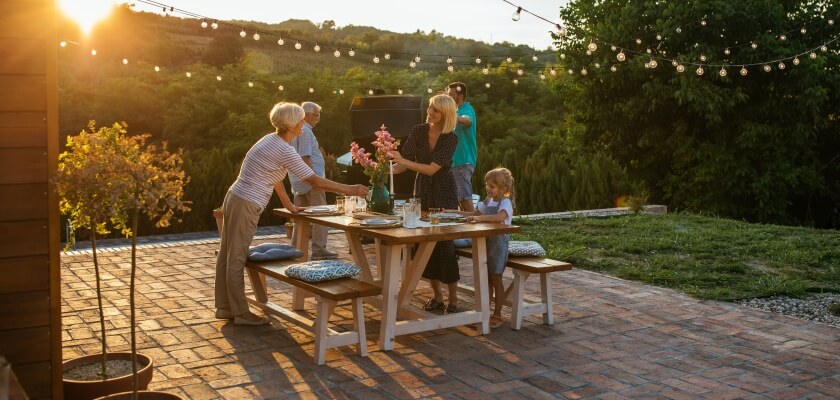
58, 0, 116, 35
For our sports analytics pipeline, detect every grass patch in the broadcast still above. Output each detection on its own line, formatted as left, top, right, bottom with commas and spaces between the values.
516, 212, 840, 301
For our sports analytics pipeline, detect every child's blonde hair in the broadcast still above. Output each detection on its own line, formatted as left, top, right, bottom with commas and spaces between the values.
485, 167, 516, 211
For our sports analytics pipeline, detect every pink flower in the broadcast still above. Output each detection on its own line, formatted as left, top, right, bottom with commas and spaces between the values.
350, 125, 400, 186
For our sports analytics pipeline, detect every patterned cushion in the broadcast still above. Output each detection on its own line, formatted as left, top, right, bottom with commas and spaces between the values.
508, 241, 546, 257
248, 243, 303, 262
285, 260, 361, 283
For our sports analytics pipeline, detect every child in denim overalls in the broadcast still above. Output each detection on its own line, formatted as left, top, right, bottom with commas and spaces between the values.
464, 167, 515, 328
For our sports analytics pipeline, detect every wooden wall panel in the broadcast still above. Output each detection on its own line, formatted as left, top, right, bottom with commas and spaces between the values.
0, 291, 50, 329
0, 38, 46, 75
0, 183, 49, 221
0, 2, 47, 39
0, 126, 46, 148
0, 256, 49, 293
0, 76, 47, 111
0, 221, 48, 257
0, 327, 50, 364
0, 148, 48, 184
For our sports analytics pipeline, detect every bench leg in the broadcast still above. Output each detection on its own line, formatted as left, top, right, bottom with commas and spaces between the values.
540, 272, 554, 325
313, 298, 334, 365
352, 297, 367, 357
246, 269, 268, 304
510, 270, 530, 330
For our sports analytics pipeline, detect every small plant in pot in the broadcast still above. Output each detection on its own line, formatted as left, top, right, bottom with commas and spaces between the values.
56, 121, 190, 399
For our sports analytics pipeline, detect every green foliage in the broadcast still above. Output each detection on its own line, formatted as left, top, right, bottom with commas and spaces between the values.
558, 0, 840, 227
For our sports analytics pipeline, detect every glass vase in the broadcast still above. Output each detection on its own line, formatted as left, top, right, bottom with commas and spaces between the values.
368, 183, 393, 214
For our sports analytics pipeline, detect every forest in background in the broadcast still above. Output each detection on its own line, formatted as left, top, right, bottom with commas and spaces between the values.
56, 2, 839, 237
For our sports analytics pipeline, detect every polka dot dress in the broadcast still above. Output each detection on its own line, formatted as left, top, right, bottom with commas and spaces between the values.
402, 123, 460, 283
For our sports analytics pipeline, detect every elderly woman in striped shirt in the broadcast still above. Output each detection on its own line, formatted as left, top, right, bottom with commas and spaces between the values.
215, 102, 368, 326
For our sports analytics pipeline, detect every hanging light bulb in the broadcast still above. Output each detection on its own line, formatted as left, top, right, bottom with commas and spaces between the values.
587, 41, 598, 52
594, 63, 600, 68
409, 61, 417, 68
60, 41, 67, 47
763, 64, 771, 72
475, 57, 482, 64
121, 58, 127, 64
724, 48, 731, 55
239, 29, 246, 38
695, 66, 704, 75
513, 78, 519, 84
532, 54, 538, 61
700, 54, 707, 62
485, 82, 491, 88
580, 68, 588, 76
414, 54, 421, 62
828, 19, 834, 25
334, 49, 340, 57
308, 87, 314, 93
801, 27, 807, 34
617, 51, 625, 61
656, 34, 663, 41
677, 64, 686, 73
295, 41, 302, 50
398, 89, 403, 95
610, 65, 617, 72
586, 50, 592, 56
700, 20, 707, 26
211, 21, 218, 29
676, 27, 682, 33
384, 52, 391, 59
540, 73, 545, 80
809, 52, 817, 59
517, 68, 524, 75
278, 85, 284, 91
349, 48, 356, 57
646, 48, 652, 54
821, 45, 828, 52
560, 53, 566, 59
635, 38, 642, 45
568, 69, 574, 75
793, 57, 800, 65
339, 89, 344, 94
610, 45, 617, 51
368, 89, 374, 95
253, 32, 260, 40
779, 34, 786, 41
506, 57, 512, 63
313, 44, 321, 51
550, 68, 556, 76
154, 65, 160, 72
751, 42, 758, 49
740, 66, 748, 76
512, 7, 522, 21
277, 38, 284, 46
186, 72, 191, 77
248, 81, 254, 87
671, 59, 679, 67
373, 55, 380, 63
446, 56, 453, 64
91, 49, 97, 56
427, 87, 433, 94
649, 59, 658, 68
216, 75, 222, 81
201, 20, 208, 28
447, 65, 454, 72
482, 67, 489, 74
644, 61, 650, 69
719, 67, 727, 77
778, 61, 785, 69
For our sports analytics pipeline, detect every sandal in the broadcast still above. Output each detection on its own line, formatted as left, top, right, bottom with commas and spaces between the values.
444, 303, 461, 314
423, 298, 445, 311
489, 315, 504, 328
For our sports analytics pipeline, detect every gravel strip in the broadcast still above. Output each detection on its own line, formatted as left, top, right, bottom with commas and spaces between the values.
738, 293, 840, 328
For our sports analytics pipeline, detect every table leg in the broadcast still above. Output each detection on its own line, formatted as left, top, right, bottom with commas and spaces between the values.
471, 237, 490, 334
397, 242, 435, 309
292, 221, 313, 310
345, 231, 373, 282
378, 243, 403, 350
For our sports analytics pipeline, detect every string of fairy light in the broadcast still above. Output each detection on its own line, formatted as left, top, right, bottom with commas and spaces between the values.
58, 0, 839, 92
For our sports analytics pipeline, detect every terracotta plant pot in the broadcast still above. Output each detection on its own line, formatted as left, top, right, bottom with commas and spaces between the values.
63, 352, 154, 400
97, 391, 183, 400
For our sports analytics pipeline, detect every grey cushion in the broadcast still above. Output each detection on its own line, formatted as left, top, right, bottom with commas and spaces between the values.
285, 260, 361, 283
453, 238, 472, 248
248, 243, 303, 262
508, 241, 546, 257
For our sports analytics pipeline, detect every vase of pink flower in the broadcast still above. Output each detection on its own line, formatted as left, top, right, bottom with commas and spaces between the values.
350, 125, 400, 214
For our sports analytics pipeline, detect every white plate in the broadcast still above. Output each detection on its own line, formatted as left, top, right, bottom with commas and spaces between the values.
361, 218, 393, 226
436, 212, 464, 219
305, 206, 333, 213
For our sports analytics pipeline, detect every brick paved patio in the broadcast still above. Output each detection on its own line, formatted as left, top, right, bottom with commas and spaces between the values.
61, 229, 840, 399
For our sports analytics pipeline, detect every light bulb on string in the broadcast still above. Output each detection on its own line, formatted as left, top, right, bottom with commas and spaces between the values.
201, 20, 208, 28
91, 49, 97, 56
427, 87, 433, 94
506, 57, 512, 63
560, 53, 566, 59
586, 50, 592, 56
671, 59, 679, 67
724, 48, 731, 55
339, 89, 344, 94
475, 57, 482, 64
610, 65, 617, 72
295, 41, 302, 50
334, 49, 340, 57
567, 69, 573, 75
695, 66, 704, 75
594, 63, 600, 69
763, 64, 771, 72
778, 61, 785, 69
617, 51, 625, 61
793, 57, 800, 65
253, 33, 260, 41
779, 34, 786, 41
610, 45, 617, 51
239, 29, 246, 38
821, 45, 828, 52
186, 72, 191, 78
635, 38, 642, 45
556, 25, 567, 37
700, 20, 707, 26
60, 41, 67, 47
349, 49, 356, 57
409, 61, 417, 68
810, 52, 817, 59
587, 41, 598, 52
656, 34, 662, 40
485, 82, 490, 88
532, 54, 538, 61
719, 67, 727, 77
278, 85, 284, 91
512, 7, 521, 21
646, 48, 652, 54
648, 59, 657, 68
398, 89, 403, 95
446, 56, 453, 64
216, 75, 222, 81
368, 89, 374, 95
829, 19, 834, 25
482, 67, 489, 74
211, 21, 218, 29
550, 68, 556, 76
414, 54, 421, 62
447, 65, 454, 72
517, 68, 524, 75
740, 66, 748, 76
540, 73, 545, 80
308, 87, 314, 93
373, 55, 380, 63
154, 65, 160, 72
677, 64, 686, 73
277, 38, 284, 46
122, 58, 128, 64
248, 81, 254, 87
700, 54, 707, 62
384, 53, 391, 59
580, 68, 588, 76
801, 28, 807, 34
676, 27, 682, 33
644, 61, 650, 69
751, 42, 758, 49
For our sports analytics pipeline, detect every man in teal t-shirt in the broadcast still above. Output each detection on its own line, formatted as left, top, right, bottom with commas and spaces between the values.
447, 82, 477, 211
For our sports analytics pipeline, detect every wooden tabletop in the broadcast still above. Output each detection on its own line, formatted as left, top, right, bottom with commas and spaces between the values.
274, 208, 519, 245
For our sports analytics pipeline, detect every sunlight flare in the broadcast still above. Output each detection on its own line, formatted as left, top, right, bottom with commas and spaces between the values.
58, 0, 117, 35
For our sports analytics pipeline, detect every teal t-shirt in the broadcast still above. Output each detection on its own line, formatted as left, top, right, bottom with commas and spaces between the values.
452, 102, 477, 167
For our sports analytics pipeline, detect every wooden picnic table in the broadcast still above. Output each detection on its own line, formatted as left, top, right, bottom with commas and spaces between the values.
273, 208, 520, 350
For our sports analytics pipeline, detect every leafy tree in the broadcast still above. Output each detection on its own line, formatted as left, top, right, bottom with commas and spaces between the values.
557, 0, 840, 227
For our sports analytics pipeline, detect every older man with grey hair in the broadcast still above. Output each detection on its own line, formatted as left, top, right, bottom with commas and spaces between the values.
289, 101, 336, 259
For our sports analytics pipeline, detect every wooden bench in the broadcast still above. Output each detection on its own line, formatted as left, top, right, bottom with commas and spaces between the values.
244, 259, 381, 364
455, 246, 573, 330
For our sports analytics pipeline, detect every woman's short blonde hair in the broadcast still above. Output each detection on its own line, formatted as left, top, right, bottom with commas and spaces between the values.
269, 102, 305, 133
429, 94, 457, 133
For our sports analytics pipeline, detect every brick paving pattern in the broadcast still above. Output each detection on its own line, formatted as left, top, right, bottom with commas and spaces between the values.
61, 229, 840, 399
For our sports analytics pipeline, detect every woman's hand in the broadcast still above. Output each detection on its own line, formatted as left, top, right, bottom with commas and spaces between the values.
349, 184, 369, 197
387, 150, 403, 163
289, 205, 303, 214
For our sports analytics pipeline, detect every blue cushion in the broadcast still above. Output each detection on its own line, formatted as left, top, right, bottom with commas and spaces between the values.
508, 241, 546, 257
453, 238, 472, 248
247, 243, 303, 262
285, 260, 361, 283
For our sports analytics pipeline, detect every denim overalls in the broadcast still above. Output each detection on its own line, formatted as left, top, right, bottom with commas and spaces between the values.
483, 198, 511, 274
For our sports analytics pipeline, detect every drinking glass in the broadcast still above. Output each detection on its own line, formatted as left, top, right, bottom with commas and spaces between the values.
335, 196, 345, 213
355, 196, 367, 212
344, 196, 356, 216
429, 208, 442, 224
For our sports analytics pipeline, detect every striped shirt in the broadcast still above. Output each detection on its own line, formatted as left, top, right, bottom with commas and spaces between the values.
230, 133, 315, 207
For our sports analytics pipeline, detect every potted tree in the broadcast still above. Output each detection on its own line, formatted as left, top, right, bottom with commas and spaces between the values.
56, 121, 190, 399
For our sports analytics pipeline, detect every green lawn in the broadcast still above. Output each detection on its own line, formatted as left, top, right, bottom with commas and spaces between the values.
515, 212, 840, 301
